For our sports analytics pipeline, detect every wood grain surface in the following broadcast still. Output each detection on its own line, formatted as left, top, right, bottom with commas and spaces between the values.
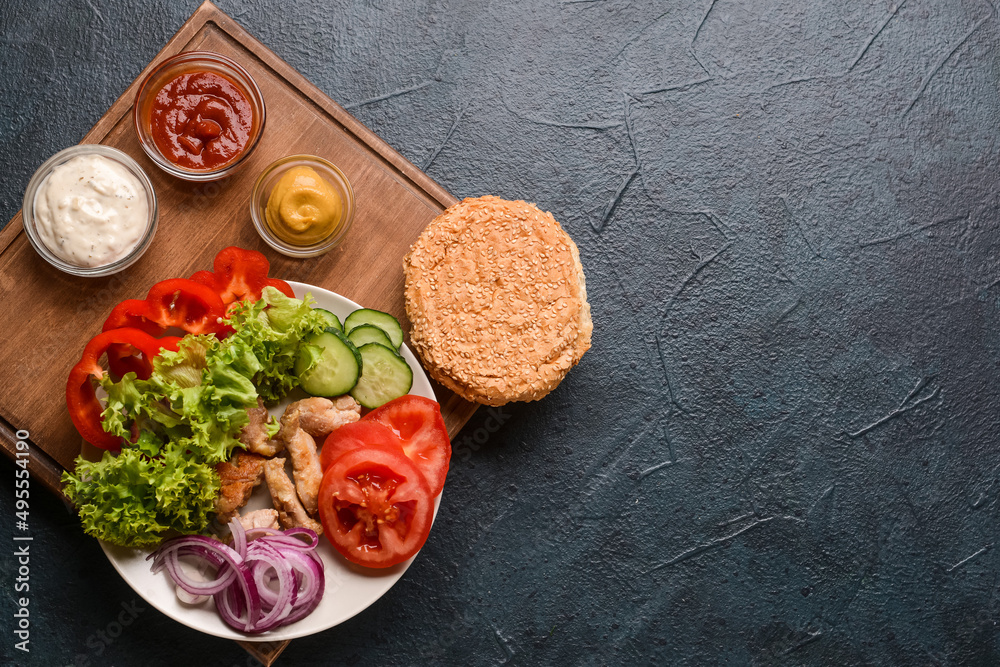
0, 0, 476, 560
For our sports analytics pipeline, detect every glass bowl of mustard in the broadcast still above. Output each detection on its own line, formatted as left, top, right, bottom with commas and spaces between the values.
250, 155, 355, 257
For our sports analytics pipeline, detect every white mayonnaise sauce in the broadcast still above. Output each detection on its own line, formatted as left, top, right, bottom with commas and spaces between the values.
33, 154, 148, 267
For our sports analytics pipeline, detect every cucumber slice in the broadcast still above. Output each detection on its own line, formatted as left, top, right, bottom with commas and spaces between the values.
314, 308, 343, 332
350, 343, 413, 409
294, 328, 361, 397
344, 309, 403, 349
347, 324, 393, 350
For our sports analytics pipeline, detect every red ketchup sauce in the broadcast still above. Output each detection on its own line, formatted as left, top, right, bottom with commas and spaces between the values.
148, 71, 253, 171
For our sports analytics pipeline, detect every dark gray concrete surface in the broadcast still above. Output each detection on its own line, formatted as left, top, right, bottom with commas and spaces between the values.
2, 0, 1000, 664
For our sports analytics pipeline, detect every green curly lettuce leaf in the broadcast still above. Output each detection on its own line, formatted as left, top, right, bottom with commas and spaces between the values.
61, 445, 220, 548
227, 287, 329, 401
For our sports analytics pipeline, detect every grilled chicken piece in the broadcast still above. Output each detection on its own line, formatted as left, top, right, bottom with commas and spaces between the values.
292, 396, 361, 438
278, 410, 323, 516
238, 508, 280, 531
239, 399, 283, 457
214, 452, 267, 523
263, 457, 323, 534
281, 396, 360, 513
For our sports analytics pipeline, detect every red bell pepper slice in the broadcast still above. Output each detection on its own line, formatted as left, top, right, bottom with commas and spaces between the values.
101, 299, 168, 337
189, 246, 295, 311
102, 278, 228, 378
66, 329, 180, 450
105, 344, 156, 380
102, 278, 228, 335
101, 298, 169, 378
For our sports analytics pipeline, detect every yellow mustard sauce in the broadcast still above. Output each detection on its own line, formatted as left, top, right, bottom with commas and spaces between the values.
265, 166, 343, 245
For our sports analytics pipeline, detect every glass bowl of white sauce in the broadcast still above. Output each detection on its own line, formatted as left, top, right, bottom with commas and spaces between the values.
22, 145, 158, 277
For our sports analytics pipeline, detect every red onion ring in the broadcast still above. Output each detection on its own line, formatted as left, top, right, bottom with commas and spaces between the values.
148, 519, 325, 634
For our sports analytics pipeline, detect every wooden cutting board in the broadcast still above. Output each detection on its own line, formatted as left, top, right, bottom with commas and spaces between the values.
0, 3, 477, 661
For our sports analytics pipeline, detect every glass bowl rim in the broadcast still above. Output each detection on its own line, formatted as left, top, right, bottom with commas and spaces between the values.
249, 154, 356, 258
21, 144, 159, 277
131, 50, 266, 182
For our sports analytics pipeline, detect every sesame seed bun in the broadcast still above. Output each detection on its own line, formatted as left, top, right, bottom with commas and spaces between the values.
403, 195, 592, 406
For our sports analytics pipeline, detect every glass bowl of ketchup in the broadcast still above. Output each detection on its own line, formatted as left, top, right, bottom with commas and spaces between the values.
133, 51, 265, 181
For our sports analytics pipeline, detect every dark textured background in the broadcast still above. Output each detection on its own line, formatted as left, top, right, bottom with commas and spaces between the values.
2, 0, 1000, 665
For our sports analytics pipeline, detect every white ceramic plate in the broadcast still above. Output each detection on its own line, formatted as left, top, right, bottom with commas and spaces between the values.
100, 282, 437, 641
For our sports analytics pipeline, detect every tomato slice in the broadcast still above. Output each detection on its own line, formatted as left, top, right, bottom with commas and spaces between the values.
318, 447, 434, 569
362, 395, 451, 497
319, 421, 405, 472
